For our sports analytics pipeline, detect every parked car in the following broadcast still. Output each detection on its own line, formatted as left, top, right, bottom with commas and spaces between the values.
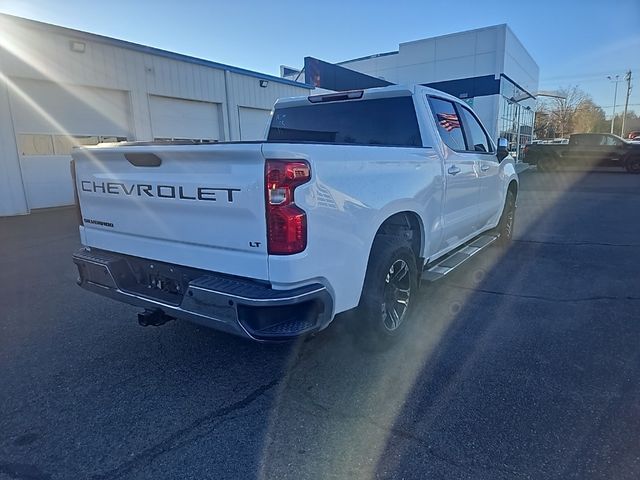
71, 85, 518, 347
523, 133, 640, 173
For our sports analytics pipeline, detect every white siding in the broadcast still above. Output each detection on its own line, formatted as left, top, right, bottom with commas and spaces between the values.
238, 106, 271, 140
504, 26, 539, 99
0, 72, 28, 216
19, 155, 74, 209
339, 54, 399, 83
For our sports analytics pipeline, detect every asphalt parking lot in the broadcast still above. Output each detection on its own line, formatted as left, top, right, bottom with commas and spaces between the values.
1, 169, 639, 480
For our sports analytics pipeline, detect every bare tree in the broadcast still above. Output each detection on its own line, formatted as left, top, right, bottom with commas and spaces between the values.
536, 85, 591, 138
573, 99, 606, 133
534, 103, 552, 139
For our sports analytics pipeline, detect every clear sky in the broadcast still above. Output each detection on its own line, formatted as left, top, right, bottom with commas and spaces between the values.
1, 0, 638, 117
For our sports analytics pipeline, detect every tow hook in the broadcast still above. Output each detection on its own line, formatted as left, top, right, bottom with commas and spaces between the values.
137, 309, 174, 327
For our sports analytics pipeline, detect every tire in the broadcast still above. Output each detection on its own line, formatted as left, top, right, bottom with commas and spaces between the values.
625, 156, 640, 174
526, 155, 540, 169
538, 156, 558, 172
493, 189, 517, 247
354, 236, 419, 350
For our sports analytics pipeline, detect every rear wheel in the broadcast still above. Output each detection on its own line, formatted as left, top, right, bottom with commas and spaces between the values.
625, 156, 640, 174
354, 236, 418, 350
537, 156, 558, 172
493, 189, 517, 247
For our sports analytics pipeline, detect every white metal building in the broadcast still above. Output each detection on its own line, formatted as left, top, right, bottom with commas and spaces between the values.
298, 25, 539, 158
0, 14, 311, 216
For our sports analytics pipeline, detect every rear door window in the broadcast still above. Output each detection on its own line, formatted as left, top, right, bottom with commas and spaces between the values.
603, 135, 622, 146
267, 96, 422, 147
574, 135, 601, 146
427, 97, 466, 151
457, 106, 493, 153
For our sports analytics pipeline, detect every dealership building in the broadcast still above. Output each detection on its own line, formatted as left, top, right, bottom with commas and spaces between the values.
0, 14, 312, 216
287, 24, 538, 158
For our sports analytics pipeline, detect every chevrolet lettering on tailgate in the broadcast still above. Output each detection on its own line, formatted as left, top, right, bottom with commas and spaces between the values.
80, 181, 240, 202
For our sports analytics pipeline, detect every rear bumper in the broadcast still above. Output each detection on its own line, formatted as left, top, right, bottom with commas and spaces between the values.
72, 248, 333, 341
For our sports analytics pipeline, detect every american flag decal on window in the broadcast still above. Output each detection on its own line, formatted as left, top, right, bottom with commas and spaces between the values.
437, 113, 460, 132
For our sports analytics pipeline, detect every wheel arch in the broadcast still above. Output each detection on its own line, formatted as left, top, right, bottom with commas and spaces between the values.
500, 179, 518, 215
370, 210, 425, 262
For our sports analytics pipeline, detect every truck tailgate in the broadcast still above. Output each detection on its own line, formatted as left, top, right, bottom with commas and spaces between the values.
73, 143, 269, 280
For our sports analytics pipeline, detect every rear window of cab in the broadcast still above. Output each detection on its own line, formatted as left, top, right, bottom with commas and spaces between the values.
267, 97, 422, 147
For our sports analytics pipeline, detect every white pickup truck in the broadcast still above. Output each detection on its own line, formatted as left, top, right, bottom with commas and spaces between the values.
72, 85, 518, 346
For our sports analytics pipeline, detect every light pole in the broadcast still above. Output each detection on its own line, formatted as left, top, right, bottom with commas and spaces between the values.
621, 70, 632, 137
607, 75, 621, 134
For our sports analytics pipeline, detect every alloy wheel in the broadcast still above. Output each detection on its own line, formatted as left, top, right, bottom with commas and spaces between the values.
381, 259, 411, 332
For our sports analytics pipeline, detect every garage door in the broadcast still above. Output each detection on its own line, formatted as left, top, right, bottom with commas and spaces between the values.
149, 95, 221, 141
9, 78, 131, 209
238, 107, 271, 140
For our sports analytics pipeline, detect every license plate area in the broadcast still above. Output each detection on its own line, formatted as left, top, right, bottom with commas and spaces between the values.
146, 269, 182, 294
111, 256, 204, 306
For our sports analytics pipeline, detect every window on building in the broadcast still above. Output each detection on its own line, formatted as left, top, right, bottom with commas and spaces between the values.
498, 77, 535, 160
427, 97, 466, 151
75, 136, 103, 145
18, 134, 55, 155
53, 135, 103, 155
153, 138, 218, 143
99, 136, 123, 144
18, 134, 127, 155
52, 135, 76, 155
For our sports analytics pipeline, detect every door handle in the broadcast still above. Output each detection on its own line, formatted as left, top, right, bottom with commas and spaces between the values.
448, 165, 461, 176
480, 164, 491, 172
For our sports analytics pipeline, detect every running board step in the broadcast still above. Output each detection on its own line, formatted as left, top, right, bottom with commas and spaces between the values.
421, 234, 498, 282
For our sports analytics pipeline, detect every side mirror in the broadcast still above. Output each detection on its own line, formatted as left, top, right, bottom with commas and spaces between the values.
497, 137, 509, 162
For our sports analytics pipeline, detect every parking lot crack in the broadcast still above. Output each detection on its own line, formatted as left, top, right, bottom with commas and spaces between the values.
515, 239, 640, 248
91, 377, 279, 479
446, 283, 640, 303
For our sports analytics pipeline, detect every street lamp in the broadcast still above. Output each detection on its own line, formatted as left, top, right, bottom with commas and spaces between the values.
607, 75, 621, 134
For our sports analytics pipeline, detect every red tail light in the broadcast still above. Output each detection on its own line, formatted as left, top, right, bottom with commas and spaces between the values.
265, 160, 311, 254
